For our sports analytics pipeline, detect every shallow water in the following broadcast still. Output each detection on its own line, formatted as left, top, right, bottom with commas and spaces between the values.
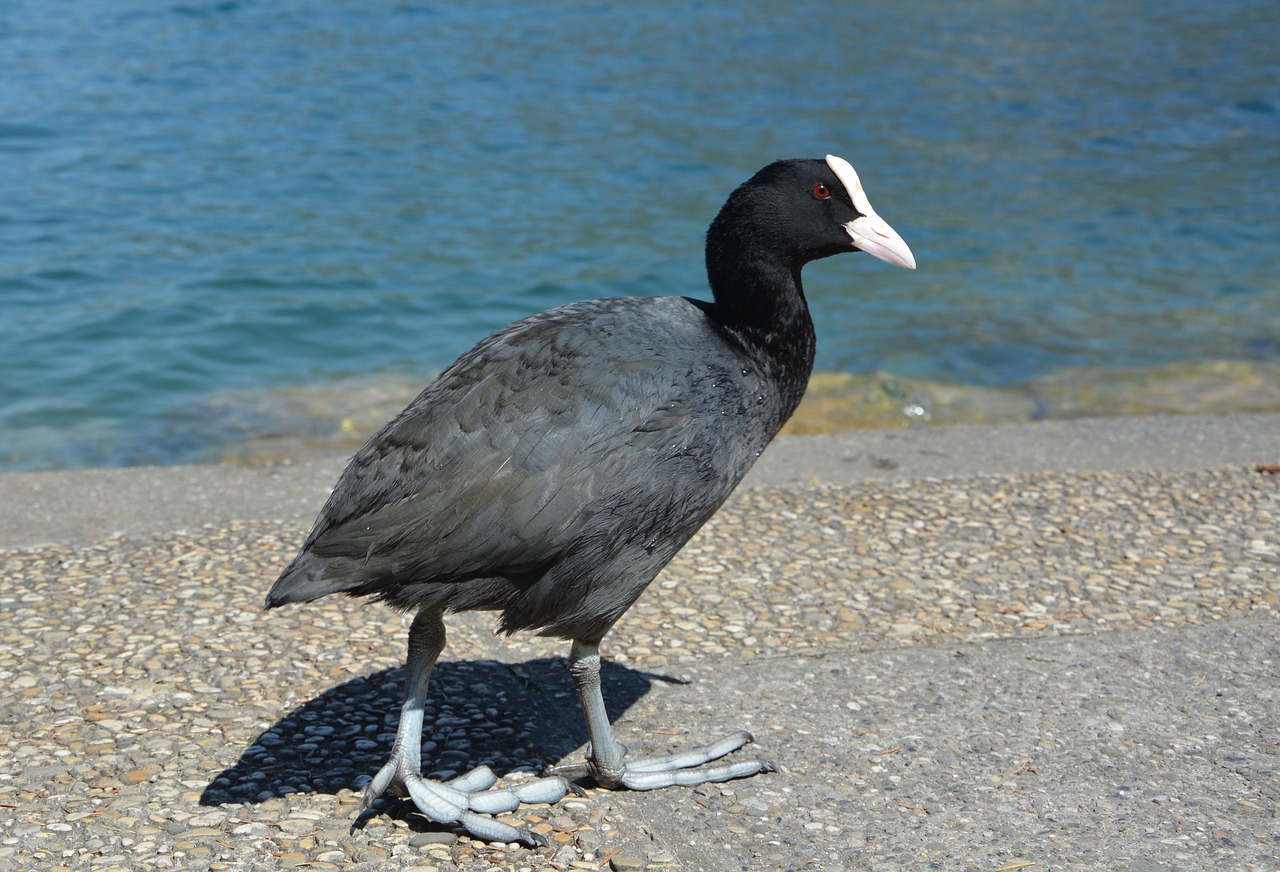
2, 1, 1278, 470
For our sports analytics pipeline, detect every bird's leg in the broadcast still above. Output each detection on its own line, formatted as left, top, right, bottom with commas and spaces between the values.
357, 609, 570, 845
550, 640, 777, 790
566, 640, 628, 784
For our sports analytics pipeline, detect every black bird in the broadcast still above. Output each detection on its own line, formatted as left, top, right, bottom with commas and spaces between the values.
267, 155, 915, 844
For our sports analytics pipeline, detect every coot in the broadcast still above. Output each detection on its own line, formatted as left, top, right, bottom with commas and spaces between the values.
268, 155, 914, 844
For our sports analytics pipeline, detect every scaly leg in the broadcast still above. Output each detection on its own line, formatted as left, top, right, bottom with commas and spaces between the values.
358, 609, 569, 845
549, 640, 776, 790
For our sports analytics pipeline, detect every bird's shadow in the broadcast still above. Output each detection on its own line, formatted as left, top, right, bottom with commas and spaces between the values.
201, 655, 678, 822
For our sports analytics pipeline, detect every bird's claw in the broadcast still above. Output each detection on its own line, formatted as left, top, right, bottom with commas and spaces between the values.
547, 729, 775, 791
358, 757, 569, 846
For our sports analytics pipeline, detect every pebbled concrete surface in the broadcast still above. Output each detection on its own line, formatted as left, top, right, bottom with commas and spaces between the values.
1, 414, 1277, 871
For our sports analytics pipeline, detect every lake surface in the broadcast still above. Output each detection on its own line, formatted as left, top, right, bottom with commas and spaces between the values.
2, 0, 1278, 471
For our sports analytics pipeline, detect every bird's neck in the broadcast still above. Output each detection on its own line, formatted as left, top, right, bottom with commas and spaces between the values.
707, 254, 817, 416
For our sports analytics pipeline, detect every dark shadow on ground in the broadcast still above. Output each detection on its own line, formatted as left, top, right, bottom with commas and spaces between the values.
200, 655, 677, 822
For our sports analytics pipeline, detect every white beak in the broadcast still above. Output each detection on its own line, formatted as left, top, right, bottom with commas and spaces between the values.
826, 154, 916, 270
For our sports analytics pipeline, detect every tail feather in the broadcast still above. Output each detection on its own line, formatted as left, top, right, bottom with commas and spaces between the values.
266, 551, 365, 608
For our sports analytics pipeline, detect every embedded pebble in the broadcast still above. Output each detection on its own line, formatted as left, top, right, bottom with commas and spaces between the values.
408, 832, 457, 847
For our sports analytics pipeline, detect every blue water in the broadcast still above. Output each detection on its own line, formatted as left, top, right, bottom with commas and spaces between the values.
2, 1, 1278, 470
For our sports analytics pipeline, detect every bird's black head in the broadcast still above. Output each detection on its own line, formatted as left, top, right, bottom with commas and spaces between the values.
702, 154, 914, 361
707, 154, 915, 278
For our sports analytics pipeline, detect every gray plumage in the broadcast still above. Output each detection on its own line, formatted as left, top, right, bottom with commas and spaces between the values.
269, 295, 792, 642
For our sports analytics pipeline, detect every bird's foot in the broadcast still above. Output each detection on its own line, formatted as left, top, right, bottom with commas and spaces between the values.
548, 729, 776, 791
358, 756, 570, 846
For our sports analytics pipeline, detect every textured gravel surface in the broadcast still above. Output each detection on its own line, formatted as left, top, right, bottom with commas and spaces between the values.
2, 423, 1278, 870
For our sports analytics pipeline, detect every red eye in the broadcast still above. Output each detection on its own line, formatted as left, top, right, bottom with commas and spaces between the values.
813, 183, 831, 200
